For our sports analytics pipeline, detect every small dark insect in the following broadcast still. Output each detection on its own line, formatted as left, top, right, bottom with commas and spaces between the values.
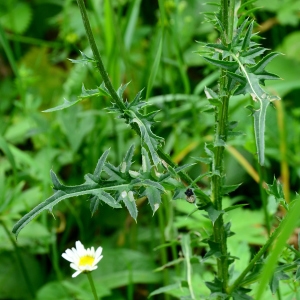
185, 188, 195, 203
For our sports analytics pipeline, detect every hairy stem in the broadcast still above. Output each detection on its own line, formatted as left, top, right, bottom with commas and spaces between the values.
211, 0, 235, 294
76, 0, 211, 205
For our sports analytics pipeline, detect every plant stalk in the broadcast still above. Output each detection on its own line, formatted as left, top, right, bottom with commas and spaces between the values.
210, 0, 235, 294
76, 0, 211, 206
86, 272, 99, 300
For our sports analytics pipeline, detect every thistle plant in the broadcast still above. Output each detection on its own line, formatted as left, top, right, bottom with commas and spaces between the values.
12, 0, 300, 299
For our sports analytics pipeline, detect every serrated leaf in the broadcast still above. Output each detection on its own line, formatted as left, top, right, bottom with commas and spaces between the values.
222, 183, 242, 195
205, 277, 223, 294
141, 147, 151, 173
103, 162, 125, 182
241, 20, 254, 51
231, 51, 281, 165
269, 270, 289, 294
121, 190, 137, 221
80, 83, 111, 98
192, 156, 212, 164
174, 163, 196, 173
124, 92, 164, 166
68, 51, 95, 64
266, 177, 285, 202
224, 204, 248, 212
208, 98, 223, 107
92, 190, 121, 209
204, 86, 219, 99
142, 179, 164, 191
90, 195, 100, 216
122, 144, 135, 173
117, 82, 131, 99
42, 98, 82, 112
204, 240, 222, 260
295, 266, 300, 281
50, 170, 63, 190
143, 186, 161, 215
205, 204, 224, 224
203, 56, 239, 72
94, 149, 110, 180
232, 287, 253, 300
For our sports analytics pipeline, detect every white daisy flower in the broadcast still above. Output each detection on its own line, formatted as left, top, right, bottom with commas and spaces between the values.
62, 240, 103, 278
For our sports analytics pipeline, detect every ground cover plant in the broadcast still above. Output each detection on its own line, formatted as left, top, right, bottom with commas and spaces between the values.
1, 0, 300, 299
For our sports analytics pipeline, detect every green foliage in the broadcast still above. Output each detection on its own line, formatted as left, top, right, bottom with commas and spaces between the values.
13, 146, 174, 237
200, 19, 281, 165
1, 0, 300, 299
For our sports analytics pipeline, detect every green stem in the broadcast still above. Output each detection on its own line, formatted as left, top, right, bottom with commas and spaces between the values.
227, 219, 283, 295
210, 0, 235, 294
75, 0, 211, 206
86, 272, 98, 300
76, 0, 126, 111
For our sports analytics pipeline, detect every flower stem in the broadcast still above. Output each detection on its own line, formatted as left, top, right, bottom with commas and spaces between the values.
86, 272, 98, 300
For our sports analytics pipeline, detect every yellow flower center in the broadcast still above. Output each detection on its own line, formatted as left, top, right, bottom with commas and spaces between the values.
79, 255, 95, 266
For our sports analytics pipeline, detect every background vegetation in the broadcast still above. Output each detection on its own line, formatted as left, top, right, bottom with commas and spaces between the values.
1, 0, 300, 299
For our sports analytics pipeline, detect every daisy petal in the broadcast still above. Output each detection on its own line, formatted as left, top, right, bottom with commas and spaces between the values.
62, 253, 73, 263
95, 247, 103, 258
72, 270, 82, 278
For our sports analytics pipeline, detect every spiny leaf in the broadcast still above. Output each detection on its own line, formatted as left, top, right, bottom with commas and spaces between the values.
120, 190, 137, 221
121, 144, 135, 173
203, 56, 239, 72
68, 51, 95, 64
94, 149, 110, 180
222, 183, 242, 195
42, 98, 82, 112
80, 83, 111, 98
143, 186, 161, 215
91, 190, 121, 209
117, 82, 131, 99
50, 170, 63, 190
242, 20, 254, 50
